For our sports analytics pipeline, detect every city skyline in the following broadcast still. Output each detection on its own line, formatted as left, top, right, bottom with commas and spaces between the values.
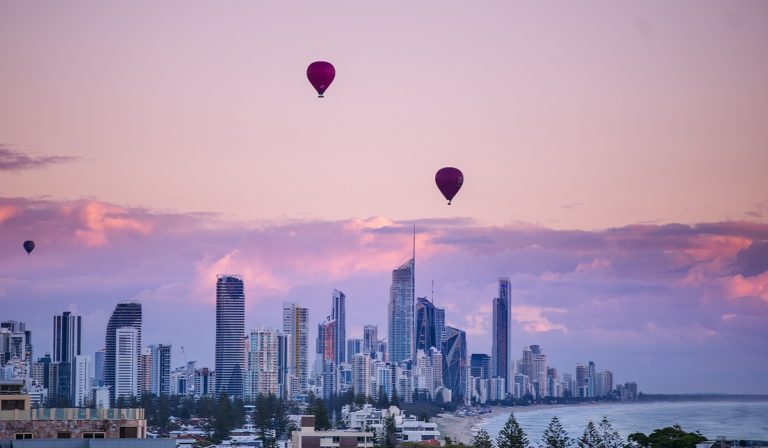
1, 1, 767, 395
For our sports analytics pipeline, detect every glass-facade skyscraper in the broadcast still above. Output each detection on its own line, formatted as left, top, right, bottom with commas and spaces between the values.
53, 311, 81, 404
215, 275, 245, 397
492, 277, 511, 387
443, 325, 467, 400
332, 289, 346, 366
105, 301, 142, 402
388, 258, 414, 363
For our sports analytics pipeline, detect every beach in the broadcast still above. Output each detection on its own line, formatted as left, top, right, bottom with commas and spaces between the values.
432, 404, 593, 444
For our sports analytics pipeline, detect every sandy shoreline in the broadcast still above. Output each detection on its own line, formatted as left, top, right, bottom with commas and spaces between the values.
433, 403, 611, 444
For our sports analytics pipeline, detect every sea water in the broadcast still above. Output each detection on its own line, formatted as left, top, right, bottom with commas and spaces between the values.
479, 401, 768, 442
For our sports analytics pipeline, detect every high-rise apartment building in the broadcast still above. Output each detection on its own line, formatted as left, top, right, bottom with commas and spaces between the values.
388, 258, 414, 364
346, 339, 363, 363
215, 275, 245, 397
351, 353, 372, 397
150, 344, 171, 396
105, 301, 142, 402
332, 290, 346, 366
282, 302, 309, 393
492, 278, 511, 388
115, 326, 139, 400
73, 354, 91, 407
95, 348, 106, 386
245, 328, 279, 398
363, 325, 377, 356
277, 333, 290, 399
139, 348, 152, 395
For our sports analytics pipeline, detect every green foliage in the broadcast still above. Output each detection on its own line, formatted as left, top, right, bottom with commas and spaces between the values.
382, 414, 398, 448
311, 395, 331, 431
597, 417, 622, 448
496, 413, 529, 448
473, 428, 494, 448
377, 386, 391, 409
542, 416, 571, 448
627, 424, 706, 448
577, 421, 601, 448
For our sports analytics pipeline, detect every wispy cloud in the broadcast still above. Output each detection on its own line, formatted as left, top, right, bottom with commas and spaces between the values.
0, 146, 79, 172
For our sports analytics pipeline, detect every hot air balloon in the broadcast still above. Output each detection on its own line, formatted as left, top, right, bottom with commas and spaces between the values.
23, 240, 35, 255
435, 167, 464, 205
307, 61, 335, 98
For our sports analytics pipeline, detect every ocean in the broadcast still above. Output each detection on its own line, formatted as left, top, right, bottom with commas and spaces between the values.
479, 401, 768, 442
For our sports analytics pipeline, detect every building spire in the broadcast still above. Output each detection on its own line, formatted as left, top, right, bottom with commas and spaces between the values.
412, 224, 416, 263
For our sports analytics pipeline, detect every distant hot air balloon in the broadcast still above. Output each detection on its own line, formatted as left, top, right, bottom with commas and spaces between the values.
435, 167, 464, 205
307, 61, 335, 98
23, 240, 35, 255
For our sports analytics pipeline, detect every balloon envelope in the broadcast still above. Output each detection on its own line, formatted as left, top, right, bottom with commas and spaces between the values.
435, 167, 464, 204
307, 61, 335, 97
23, 240, 35, 255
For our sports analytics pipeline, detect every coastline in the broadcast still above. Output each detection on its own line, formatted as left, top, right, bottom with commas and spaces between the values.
432, 403, 621, 444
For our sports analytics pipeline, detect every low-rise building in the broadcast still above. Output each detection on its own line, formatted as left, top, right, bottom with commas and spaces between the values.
292, 416, 374, 448
343, 406, 440, 444
1, 380, 147, 440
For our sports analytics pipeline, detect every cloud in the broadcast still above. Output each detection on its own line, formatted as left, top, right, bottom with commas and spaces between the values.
2, 196, 768, 393
0, 147, 79, 172
512, 306, 568, 334
734, 241, 768, 277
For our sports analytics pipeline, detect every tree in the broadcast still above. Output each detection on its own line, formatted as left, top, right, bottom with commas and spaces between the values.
382, 413, 398, 448
212, 392, 234, 443
273, 395, 291, 441
577, 421, 602, 448
496, 413, 529, 448
377, 386, 390, 409
473, 428, 494, 448
597, 418, 622, 448
542, 416, 571, 448
627, 425, 706, 448
390, 390, 401, 407
312, 396, 331, 431
254, 394, 274, 448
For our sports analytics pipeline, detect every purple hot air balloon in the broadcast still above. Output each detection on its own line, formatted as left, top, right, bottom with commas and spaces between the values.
307, 61, 335, 98
435, 167, 464, 205
23, 240, 35, 255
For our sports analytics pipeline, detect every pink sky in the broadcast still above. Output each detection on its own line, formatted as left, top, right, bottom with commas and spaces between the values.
1, 1, 768, 393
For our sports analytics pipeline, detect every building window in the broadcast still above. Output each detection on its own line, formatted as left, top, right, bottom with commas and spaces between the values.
83, 432, 106, 439
14, 433, 33, 440
120, 427, 138, 438
57, 432, 72, 439
1, 399, 26, 410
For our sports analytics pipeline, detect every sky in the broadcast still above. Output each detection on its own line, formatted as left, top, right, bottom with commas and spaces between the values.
1, 1, 767, 394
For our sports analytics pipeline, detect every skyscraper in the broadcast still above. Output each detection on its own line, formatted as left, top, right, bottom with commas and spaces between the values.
276, 333, 290, 399
94, 348, 105, 386
351, 353, 372, 397
388, 258, 414, 363
282, 302, 309, 393
215, 275, 245, 397
442, 326, 467, 400
346, 338, 363, 363
332, 289, 346, 366
53, 312, 81, 364
470, 354, 491, 380
140, 348, 152, 395
415, 297, 439, 354
150, 344, 172, 396
363, 325, 378, 356
53, 311, 82, 405
245, 328, 279, 398
73, 354, 91, 407
115, 326, 139, 400
491, 278, 511, 387
105, 301, 142, 402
